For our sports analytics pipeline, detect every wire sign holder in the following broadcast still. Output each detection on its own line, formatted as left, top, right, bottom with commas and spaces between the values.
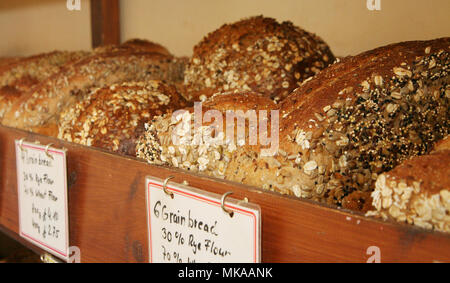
145, 176, 261, 263
15, 139, 70, 261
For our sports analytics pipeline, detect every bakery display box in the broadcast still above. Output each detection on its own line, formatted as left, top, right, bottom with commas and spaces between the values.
1, 124, 449, 263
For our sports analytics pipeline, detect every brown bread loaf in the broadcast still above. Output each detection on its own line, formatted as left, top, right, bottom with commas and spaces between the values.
366, 150, 450, 232
136, 91, 277, 179
0, 51, 89, 121
183, 15, 335, 102
58, 81, 187, 156
2, 50, 186, 134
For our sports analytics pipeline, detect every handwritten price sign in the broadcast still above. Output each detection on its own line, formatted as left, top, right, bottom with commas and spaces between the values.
146, 177, 261, 263
15, 140, 69, 261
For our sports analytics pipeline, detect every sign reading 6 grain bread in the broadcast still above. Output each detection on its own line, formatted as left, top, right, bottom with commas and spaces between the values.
146, 176, 261, 263
15, 140, 69, 261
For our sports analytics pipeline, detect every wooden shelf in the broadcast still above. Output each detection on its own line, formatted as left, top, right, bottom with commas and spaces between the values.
0, 125, 449, 262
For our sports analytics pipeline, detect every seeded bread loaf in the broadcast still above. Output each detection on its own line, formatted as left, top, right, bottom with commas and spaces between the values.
2, 51, 186, 134
58, 81, 187, 156
183, 15, 335, 102
239, 38, 449, 211
366, 150, 450, 232
136, 91, 277, 178
139, 38, 449, 213
0, 51, 90, 121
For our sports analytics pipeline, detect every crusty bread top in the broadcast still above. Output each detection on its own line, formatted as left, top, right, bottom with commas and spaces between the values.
0, 51, 89, 86
93, 38, 172, 57
136, 91, 277, 173
58, 81, 187, 156
2, 51, 185, 130
183, 15, 334, 102
383, 150, 450, 195
0, 57, 22, 67
366, 150, 449, 232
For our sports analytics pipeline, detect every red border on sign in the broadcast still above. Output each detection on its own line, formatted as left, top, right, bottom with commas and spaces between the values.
16, 142, 68, 259
147, 181, 258, 263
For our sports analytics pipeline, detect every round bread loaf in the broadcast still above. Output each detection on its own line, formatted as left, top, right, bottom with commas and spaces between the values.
0, 51, 89, 121
366, 150, 450, 232
136, 91, 277, 178
183, 16, 335, 102
58, 81, 187, 156
2, 50, 186, 134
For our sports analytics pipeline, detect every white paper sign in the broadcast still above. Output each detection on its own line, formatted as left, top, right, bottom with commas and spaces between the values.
15, 140, 69, 261
146, 177, 261, 263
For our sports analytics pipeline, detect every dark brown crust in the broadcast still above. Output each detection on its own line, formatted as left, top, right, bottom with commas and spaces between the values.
183, 15, 334, 102
58, 81, 187, 156
385, 150, 450, 195
0, 51, 90, 121
93, 38, 172, 57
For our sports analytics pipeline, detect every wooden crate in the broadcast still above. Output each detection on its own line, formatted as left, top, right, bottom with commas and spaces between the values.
0, 125, 449, 262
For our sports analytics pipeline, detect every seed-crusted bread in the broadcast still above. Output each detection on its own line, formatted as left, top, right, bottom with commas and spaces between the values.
366, 150, 450, 232
58, 81, 187, 156
0, 51, 89, 121
183, 15, 335, 102
2, 51, 186, 133
93, 38, 172, 57
269, 38, 449, 209
136, 91, 277, 179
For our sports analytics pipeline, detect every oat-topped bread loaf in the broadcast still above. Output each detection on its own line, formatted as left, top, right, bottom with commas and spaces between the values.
93, 38, 172, 56
0, 51, 89, 121
183, 15, 335, 102
58, 81, 187, 156
136, 91, 277, 178
2, 50, 186, 134
366, 150, 450, 232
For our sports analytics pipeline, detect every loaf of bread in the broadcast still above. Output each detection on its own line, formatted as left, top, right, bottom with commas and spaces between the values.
138, 38, 449, 213
0, 57, 21, 67
136, 91, 277, 178
0, 51, 89, 121
58, 81, 187, 156
1, 50, 186, 134
93, 38, 171, 57
366, 149, 449, 232
183, 16, 335, 102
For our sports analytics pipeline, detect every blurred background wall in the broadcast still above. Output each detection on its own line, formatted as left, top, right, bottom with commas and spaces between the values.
0, 0, 449, 57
